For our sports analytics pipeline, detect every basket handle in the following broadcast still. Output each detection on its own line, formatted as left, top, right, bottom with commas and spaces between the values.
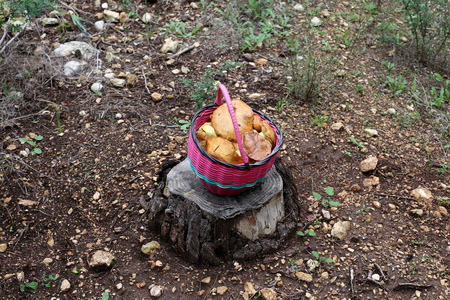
215, 84, 250, 168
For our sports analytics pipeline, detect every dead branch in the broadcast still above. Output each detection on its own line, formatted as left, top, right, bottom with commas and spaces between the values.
374, 263, 388, 282
168, 44, 195, 59
393, 282, 433, 291
0, 22, 29, 55
350, 268, 355, 294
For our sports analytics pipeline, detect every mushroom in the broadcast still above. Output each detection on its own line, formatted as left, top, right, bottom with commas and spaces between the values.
211, 100, 254, 141
253, 115, 263, 132
261, 121, 276, 147
243, 130, 272, 162
206, 137, 244, 164
196, 122, 217, 141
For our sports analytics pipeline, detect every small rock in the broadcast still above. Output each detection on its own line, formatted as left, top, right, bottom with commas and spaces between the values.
103, 10, 120, 22
43, 258, 53, 265
296, 272, 313, 282
119, 12, 128, 23
260, 287, 277, 300
248, 93, 262, 99
372, 200, 381, 209
88, 250, 116, 272
142, 12, 152, 24
33, 46, 45, 56
18, 199, 38, 206
311, 17, 321, 26
181, 66, 189, 74
321, 209, 331, 220
306, 259, 319, 272
256, 58, 268, 66
331, 220, 351, 240
110, 78, 126, 88
216, 286, 228, 295
438, 206, 449, 217
151, 92, 163, 102
126, 74, 139, 87
149, 284, 163, 297
64, 60, 87, 76
54, 41, 97, 59
41, 18, 59, 26
331, 122, 344, 131
160, 38, 180, 53
386, 108, 396, 115
60, 279, 71, 293
0, 243, 7, 253
201, 277, 211, 284
141, 241, 160, 256
360, 156, 378, 173
320, 272, 329, 280
372, 274, 380, 281
410, 209, 424, 217
364, 128, 378, 137
91, 82, 103, 94
242, 53, 254, 62
321, 10, 330, 17
94, 20, 104, 31
293, 4, 304, 12
350, 184, 361, 192
93, 191, 100, 200
363, 176, 379, 188
411, 187, 433, 205
244, 282, 256, 296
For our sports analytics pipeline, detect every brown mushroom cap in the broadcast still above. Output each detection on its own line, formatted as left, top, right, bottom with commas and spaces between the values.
206, 137, 244, 165
253, 116, 263, 132
243, 130, 272, 162
261, 120, 276, 147
211, 100, 254, 141
196, 122, 217, 141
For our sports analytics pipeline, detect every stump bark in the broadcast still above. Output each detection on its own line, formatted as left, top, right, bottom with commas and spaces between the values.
147, 158, 301, 264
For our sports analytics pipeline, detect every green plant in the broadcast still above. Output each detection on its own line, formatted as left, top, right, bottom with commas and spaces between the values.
19, 281, 38, 293
311, 251, 334, 264
356, 83, 365, 95
174, 117, 190, 132
310, 112, 331, 127
313, 186, 340, 208
297, 229, 316, 237
384, 75, 407, 97
180, 67, 219, 109
102, 291, 110, 300
160, 21, 203, 38
356, 202, 373, 213
401, 0, 450, 63
19, 272, 57, 296
19, 134, 43, 155
343, 150, 353, 157
350, 136, 364, 148
383, 61, 395, 75
70, 13, 93, 37
429, 73, 450, 108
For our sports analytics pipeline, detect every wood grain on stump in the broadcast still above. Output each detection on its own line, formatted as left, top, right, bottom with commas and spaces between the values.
147, 158, 301, 264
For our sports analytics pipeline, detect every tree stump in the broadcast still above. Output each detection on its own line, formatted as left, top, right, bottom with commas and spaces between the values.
147, 158, 301, 264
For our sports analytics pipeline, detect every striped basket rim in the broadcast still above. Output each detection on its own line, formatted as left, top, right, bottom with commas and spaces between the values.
187, 156, 265, 189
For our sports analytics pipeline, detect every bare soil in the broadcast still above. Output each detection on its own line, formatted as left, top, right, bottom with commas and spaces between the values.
0, 1, 449, 300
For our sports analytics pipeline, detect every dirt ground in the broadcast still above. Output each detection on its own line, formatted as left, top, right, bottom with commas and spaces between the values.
0, 0, 449, 299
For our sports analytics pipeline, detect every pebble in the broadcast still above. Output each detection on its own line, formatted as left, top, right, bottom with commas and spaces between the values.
110, 78, 126, 88
141, 241, 160, 256
142, 12, 152, 24
149, 284, 163, 297
372, 200, 381, 209
216, 286, 228, 295
94, 20, 104, 31
411, 187, 433, 205
260, 288, 277, 300
331, 220, 351, 240
364, 128, 378, 137
410, 209, 424, 217
293, 4, 304, 11
88, 250, 116, 272
296, 271, 313, 282
330, 122, 344, 131
311, 17, 321, 26
60, 279, 71, 292
0, 243, 7, 252
360, 156, 378, 172
151, 92, 163, 102
91, 82, 103, 94
103, 10, 120, 22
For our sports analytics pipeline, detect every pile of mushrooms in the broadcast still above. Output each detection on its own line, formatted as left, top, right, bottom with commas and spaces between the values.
196, 100, 275, 164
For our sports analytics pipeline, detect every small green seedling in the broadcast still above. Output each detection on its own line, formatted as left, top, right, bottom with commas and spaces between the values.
102, 291, 110, 300
311, 251, 334, 264
19, 134, 43, 155
350, 136, 364, 148
19, 281, 38, 292
313, 186, 340, 208
297, 229, 316, 237
174, 117, 190, 132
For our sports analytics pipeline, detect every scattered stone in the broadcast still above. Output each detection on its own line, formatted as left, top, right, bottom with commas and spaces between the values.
296, 272, 313, 282
60, 279, 71, 293
331, 122, 344, 131
103, 10, 120, 22
364, 128, 378, 137
372, 274, 380, 281
93, 191, 100, 200
388, 203, 396, 211
151, 92, 163, 102
33, 46, 45, 56
91, 82, 103, 94
248, 93, 262, 99
142, 12, 152, 24
331, 220, 351, 240
411, 187, 433, 206
64, 61, 87, 76
201, 277, 211, 284
363, 176, 379, 188
126, 74, 138, 87
321, 209, 331, 220
41, 18, 59, 26
160, 38, 180, 53
110, 78, 126, 88
438, 206, 449, 217
18, 199, 38, 206
321, 271, 329, 280
437, 196, 450, 207
256, 58, 268, 66
293, 4, 305, 12
141, 241, 160, 256
242, 53, 254, 62
321, 10, 330, 17
149, 284, 163, 297
0, 243, 7, 253
311, 17, 321, 26
6, 144, 16, 151
350, 184, 361, 192
216, 286, 228, 295
43, 258, 53, 265
410, 209, 424, 217
243, 282, 256, 298
372, 200, 381, 209
260, 288, 277, 300
386, 108, 396, 115
360, 156, 378, 173
306, 259, 319, 272
88, 250, 116, 272
181, 66, 189, 74
94, 20, 104, 31
54, 41, 97, 59
119, 12, 128, 23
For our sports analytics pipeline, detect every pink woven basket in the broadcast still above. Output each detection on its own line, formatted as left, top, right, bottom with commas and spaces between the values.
187, 84, 283, 196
